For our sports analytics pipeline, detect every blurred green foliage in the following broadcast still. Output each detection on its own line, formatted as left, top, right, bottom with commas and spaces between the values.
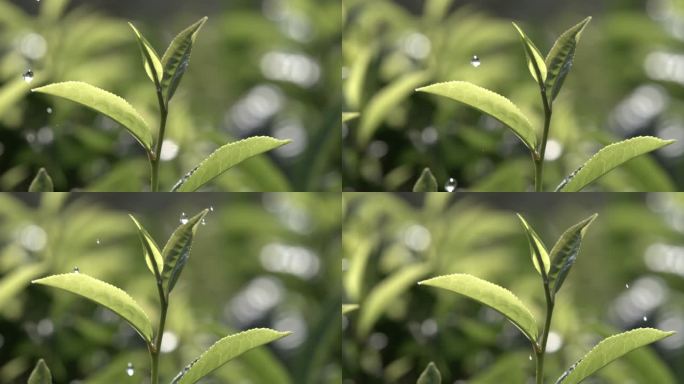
0, 0, 340, 191
342, 0, 684, 191
0, 193, 341, 383
343, 193, 684, 383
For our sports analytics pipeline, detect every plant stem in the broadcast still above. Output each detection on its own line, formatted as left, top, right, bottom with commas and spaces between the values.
149, 265, 168, 384
150, 88, 168, 192
535, 89, 553, 192
535, 274, 555, 384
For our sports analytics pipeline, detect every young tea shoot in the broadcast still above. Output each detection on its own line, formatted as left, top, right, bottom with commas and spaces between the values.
416, 17, 674, 191
31, 209, 290, 384
418, 213, 674, 383
30, 18, 290, 191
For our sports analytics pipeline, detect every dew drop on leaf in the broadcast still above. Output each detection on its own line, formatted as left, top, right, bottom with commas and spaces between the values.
180, 212, 189, 224
445, 177, 457, 192
470, 55, 481, 67
126, 362, 134, 376
73, 266, 79, 273
22, 70, 34, 83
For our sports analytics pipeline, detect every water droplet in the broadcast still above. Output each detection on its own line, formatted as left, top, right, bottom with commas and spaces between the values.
209, 206, 214, 212
126, 362, 134, 376
470, 55, 481, 67
643, 316, 648, 322
180, 212, 188, 224
445, 178, 457, 192
201, 218, 206, 226
96, 238, 100, 245
625, 283, 630, 289
73, 266, 79, 273
22, 69, 34, 83
528, 355, 533, 361
46, 107, 52, 114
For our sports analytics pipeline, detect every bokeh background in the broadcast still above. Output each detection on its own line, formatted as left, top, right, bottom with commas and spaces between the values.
0, 193, 341, 383
343, 193, 684, 383
343, 0, 684, 191
0, 0, 340, 191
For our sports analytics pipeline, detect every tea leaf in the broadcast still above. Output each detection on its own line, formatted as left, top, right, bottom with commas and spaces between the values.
342, 304, 359, 315
161, 210, 208, 295
129, 22, 163, 86
32, 273, 153, 343
548, 214, 597, 294
171, 328, 291, 384
417, 81, 537, 152
557, 328, 674, 384
29, 168, 54, 192
161, 17, 208, 103
558, 136, 674, 192
129, 215, 163, 279
28, 359, 52, 384
516, 214, 550, 276
171, 136, 290, 192
32, 82, 153, 150
342, 112, 360, 123
544, 17, 591, 102
413, 167, 438, 192
344, 45, 373, 110
419, 273, 538, 342
417, 362, 441, 384
512, 22, 547, 83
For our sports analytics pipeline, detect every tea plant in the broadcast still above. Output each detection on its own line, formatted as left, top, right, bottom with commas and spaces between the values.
30, 209, 291, 384
418, 213, 674, 383
417, 17, 674, 192
30, 18, 290, 192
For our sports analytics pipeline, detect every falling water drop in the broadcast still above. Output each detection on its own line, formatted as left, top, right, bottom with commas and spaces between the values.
201, 218, 206, 226
209, 206, 214, 212
445, 178, 457, 192
470, 55, 481, 67
180, 212, 189, 224
126, 362, 134, 376
528, 355, 533, 361
96, 238, 101, 245
643, 316, 648, 322
22, 70, 34, 83
46, 107, 52, 114
73, 266, 79, 273
625, 283, 630, 289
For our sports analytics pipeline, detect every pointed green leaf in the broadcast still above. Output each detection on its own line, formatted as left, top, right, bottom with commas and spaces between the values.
417, 362, 441, 384
544, 17, 591, 102
28, 359, 52, 384
342, 304, 359, 315
413, 168, 438, 192
29, 168, 54, 192
557, 328, 674, 384
171, 136, 290, 192
512, 22, 547, 83
129, 22, 163, 86
161, 16, 208, 102
557, 137, 674, 192
419, 273, 538, 342
417, 81, 537, 151
32, 82, 153, 150
516, 214, 550, 275
32, 273, 153, 343
129, 215, 163, 279
161, 210, 208, 295
172, 328, 291, 384
548, 214, 597, 294
342, 112, 359, 123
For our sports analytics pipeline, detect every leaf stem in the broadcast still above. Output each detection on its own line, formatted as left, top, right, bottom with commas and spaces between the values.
535, 270, 555, 384
149, 260, 168, 384
535, 88, 553, 192
151, 90, 168, 192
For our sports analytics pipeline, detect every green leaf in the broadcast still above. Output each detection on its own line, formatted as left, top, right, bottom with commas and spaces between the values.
29, 168, 54, 192
161, 210, 208, 295
512, 22, 547, 83
32, 82, 153, 150
417, 81, 537, 152
544, 17, 591, 102
342, 304, 359, 315
128, 22, 163, 86
557, 137, 674, 192
419, 273, 538, 342
171, 136, 290, 192
548, 214, 597, 294
129, 215, 163, 279
516, 214, 550, 276
171, 328, 291, 384
557, 328, 674, 384
342, 112, 359, 123
28, 359, 52, 384
32, 273, 153, 343
413, 168, 438, 192
161, 17, 208, 102
417, 362, 441, 384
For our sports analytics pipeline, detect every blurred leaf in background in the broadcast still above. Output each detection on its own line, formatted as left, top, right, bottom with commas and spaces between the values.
0, 193, 341, 383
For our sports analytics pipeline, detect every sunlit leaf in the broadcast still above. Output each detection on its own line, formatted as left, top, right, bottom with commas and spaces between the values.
129, 22, 163, 86
28, 168, 54, 192
342, 112, 360, 123
516, 214, 550, 276
129, 215, 163, 279
417, 81, 537, 152
342, 304, 359, 315
413, 168, 438, 192
32, 81, 153, 150
28, 359, 52, 384
512, 22, 547, 83
548, 214, 597, 294
419, 273, 538, 342
32, 273, 153, 343
544, 17, 591, 102
161, 210, 208, 295
417, 362, 441, 384
161, 16, 208, 102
